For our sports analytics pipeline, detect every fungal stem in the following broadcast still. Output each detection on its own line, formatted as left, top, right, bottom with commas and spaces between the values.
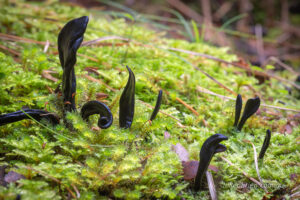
150, 90, 163, 121
58, 16, 89, 114
194, 133, 228, 191
237, 97, 260, 131
234, 94, 242, 127
259, 129, 271, 160
119, 66, 135, 129
81, 100, 113, 129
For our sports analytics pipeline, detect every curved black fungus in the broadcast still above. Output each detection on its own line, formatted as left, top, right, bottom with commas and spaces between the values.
234, 94, 242, 127
194, 133, 228, 191
58, 16, 89, 113
0, 109, 59, 126
81, 100, 113, 129
259, 129, 271, 160
237, 97, 260, 131
119, 66, 135, 129
150, 90, 163, 121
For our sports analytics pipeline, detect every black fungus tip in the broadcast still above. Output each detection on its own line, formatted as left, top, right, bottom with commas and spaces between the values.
81, 100, 113, 129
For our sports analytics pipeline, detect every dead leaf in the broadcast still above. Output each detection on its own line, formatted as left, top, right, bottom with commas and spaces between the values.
42, 70, 58, 82
182, 160, 198, 180
171, 143, 189, 162
4, 171, 25, 183
182, 161, 218, 180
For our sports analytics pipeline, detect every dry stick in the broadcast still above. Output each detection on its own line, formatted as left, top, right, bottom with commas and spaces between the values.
83, 74, 117, 92
0, 44, 21, 57
244, 140, 267, 193
0, 33, 48, 45
196, 86, 300, 112
25, 166, 77, 199
77, 53, 99, 62
167, 47, 300, 90
71, 184, 80, 199
81, 36, 129, 46
220, 156, 265, 190
166, 0, 203, 24
175, 97, 199, 116
265, 57, 300, 76
206, 171, 217, 200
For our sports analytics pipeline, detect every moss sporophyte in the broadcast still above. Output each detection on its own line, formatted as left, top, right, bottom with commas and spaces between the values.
0, 3, 299, 199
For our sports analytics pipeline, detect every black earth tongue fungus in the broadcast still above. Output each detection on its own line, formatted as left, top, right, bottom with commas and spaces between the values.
149, 90, 163, 121
194, 134, 228, 191
119, 66, 135, 129
58, 16, 89, 114
0, 109, 59, 126
80, 100, 113, 129
233, 94, 242, 127
237, 97, 260, 131
259, 129, 271, 160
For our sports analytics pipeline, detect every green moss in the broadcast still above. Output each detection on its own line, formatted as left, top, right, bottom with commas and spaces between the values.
0, 0, 299, 199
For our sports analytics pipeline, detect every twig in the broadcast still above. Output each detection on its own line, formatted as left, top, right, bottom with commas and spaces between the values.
42, 70, 59, 82
0, 44, 21, 57
221, 156, 264, 189
0, 33, 47, 45
71, 184, 80, 199
166, 0, 203, 24
77, 53, 99, 62
83, 74, 117, 92
175, 97, 199, 116
265, 57, 300, 76
206, 171, 217, 200
244, 140, 267, 193
167, 47, 300, 90
24, 166, 77, 199
43, 40, 50, 53
81, 36, 129, 46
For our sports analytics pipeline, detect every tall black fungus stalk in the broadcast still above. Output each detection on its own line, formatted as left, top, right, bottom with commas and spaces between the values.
58, 16, 89, 113
119, 66, 135, 128
150, 90, 163, 121
259, 129, 271, 160
58, 16, 113, 129
0, 17, 113, 129
233, 94, 260, 131
0, 109, 59, 126
233, 94, 242, 127
194, 134, 228, 191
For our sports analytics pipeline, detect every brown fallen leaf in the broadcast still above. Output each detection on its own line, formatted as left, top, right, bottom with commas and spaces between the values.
182, 161, 219, 181
4, 171, 25, 183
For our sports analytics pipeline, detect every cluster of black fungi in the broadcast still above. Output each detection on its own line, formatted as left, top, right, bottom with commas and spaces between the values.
0, 16, 271, 193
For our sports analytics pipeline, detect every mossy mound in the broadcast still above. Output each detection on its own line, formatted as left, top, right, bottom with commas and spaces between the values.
0, 1, 299, 199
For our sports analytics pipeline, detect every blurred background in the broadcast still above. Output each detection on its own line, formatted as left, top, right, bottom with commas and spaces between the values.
28, 0, 300, 71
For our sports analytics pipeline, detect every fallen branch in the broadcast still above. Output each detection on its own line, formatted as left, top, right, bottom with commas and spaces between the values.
221, 156, 265, 190
244, 140, 267, 193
